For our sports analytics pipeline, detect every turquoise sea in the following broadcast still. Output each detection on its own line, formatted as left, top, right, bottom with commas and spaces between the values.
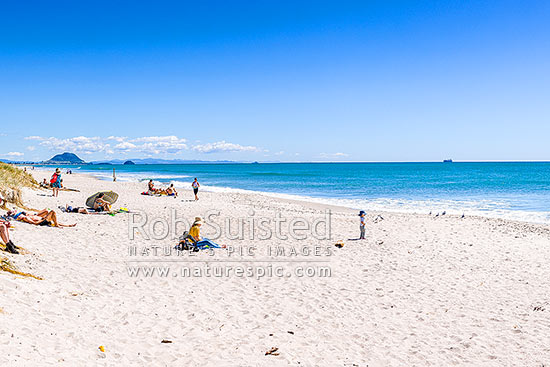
48, 162, 550, 223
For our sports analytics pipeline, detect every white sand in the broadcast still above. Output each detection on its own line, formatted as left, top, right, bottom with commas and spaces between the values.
1, 169, 549, 366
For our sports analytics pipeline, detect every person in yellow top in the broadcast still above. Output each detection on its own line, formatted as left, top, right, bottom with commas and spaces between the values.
188, 217, 203, 242
178, 216, 225, 250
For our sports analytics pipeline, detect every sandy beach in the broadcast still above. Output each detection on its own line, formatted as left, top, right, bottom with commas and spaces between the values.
1, 169, 549, 366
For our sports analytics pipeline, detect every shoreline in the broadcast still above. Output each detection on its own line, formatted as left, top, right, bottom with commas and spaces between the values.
34, 166, 550, 226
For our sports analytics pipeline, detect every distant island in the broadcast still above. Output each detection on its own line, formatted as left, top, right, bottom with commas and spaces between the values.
123, 160, 135, 165
43, 152, 85, 165
443, 159, 453, 163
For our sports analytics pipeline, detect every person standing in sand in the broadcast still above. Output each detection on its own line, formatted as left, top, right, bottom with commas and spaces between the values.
359, 210, 366, 240
192, 178, 200, 200
50, 168, 62, 197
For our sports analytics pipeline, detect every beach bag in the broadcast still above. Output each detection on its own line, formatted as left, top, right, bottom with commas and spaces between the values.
175, 231, 199, 251
50, 173, 58, 184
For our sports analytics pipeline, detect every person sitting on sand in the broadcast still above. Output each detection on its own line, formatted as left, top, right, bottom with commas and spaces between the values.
6, 209, 76, 228
189, 216, 203, 241
93, 193, 111, 212
40, 178, 50, 188
188, 217, 224, 248
1, 219, 19, 254
166, 184, 178, 197
147, 179, 158, 194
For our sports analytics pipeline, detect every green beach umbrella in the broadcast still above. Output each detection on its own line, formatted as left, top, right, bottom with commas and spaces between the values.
86, 191, 119, 208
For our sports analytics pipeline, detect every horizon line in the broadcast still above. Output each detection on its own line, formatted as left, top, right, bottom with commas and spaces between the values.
4, 159, 550, 164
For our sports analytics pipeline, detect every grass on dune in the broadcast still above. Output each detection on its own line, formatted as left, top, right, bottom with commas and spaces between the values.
0, 161, 38, 209
0, 256, 42, 280
0, 162, 42, 278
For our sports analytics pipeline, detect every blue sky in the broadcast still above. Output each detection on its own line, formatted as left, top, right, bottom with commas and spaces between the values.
1, 1, 549, 162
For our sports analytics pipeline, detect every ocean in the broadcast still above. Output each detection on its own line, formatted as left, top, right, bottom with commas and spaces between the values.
45, 162, 550, 224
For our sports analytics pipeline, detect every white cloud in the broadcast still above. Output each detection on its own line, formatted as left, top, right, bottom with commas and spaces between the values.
5, 151, 24, 157
132, 136, 186, 143
192, 141, 259, 154
27, 146, 36, 151
319, 152, 349, 159
107, 136, 127, 142
115, 141, 137, 150
25, 135, 188, 155
25, 135, 260, 156
109, 136, 187, 154
27, 136, 110, 154
131, 136, 187, 154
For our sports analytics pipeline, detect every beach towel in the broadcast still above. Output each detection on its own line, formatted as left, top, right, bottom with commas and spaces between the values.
195, 238, 221, 249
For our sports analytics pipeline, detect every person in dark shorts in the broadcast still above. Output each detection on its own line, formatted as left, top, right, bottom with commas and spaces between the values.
192, 178, 200, 200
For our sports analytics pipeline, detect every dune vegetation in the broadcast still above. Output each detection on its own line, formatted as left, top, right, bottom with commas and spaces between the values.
0, 256, 42, 279
0, 161, 38, 209
0, 162, 41, 278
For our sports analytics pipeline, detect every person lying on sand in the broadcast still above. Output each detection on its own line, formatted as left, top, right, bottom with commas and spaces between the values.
6, 209, 76, 228
166, 184, 178, 197
61, 205, 89, 214
93, 193, 112, 212
1, 219, 19, 254
39, 178, 51, 188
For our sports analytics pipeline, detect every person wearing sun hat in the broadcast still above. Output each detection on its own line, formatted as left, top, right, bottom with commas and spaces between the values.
358, 210, 366, 240
181, 216, 225, 250
189, 216, 203, 242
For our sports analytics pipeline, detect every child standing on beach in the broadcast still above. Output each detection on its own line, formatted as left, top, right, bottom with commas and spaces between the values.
359, 210, 366, 240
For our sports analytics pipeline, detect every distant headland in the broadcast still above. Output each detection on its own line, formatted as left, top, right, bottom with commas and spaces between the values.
43, 152, 86, 165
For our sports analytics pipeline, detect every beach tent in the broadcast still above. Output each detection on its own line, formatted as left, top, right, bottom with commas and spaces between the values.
86, 191, 119, 208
